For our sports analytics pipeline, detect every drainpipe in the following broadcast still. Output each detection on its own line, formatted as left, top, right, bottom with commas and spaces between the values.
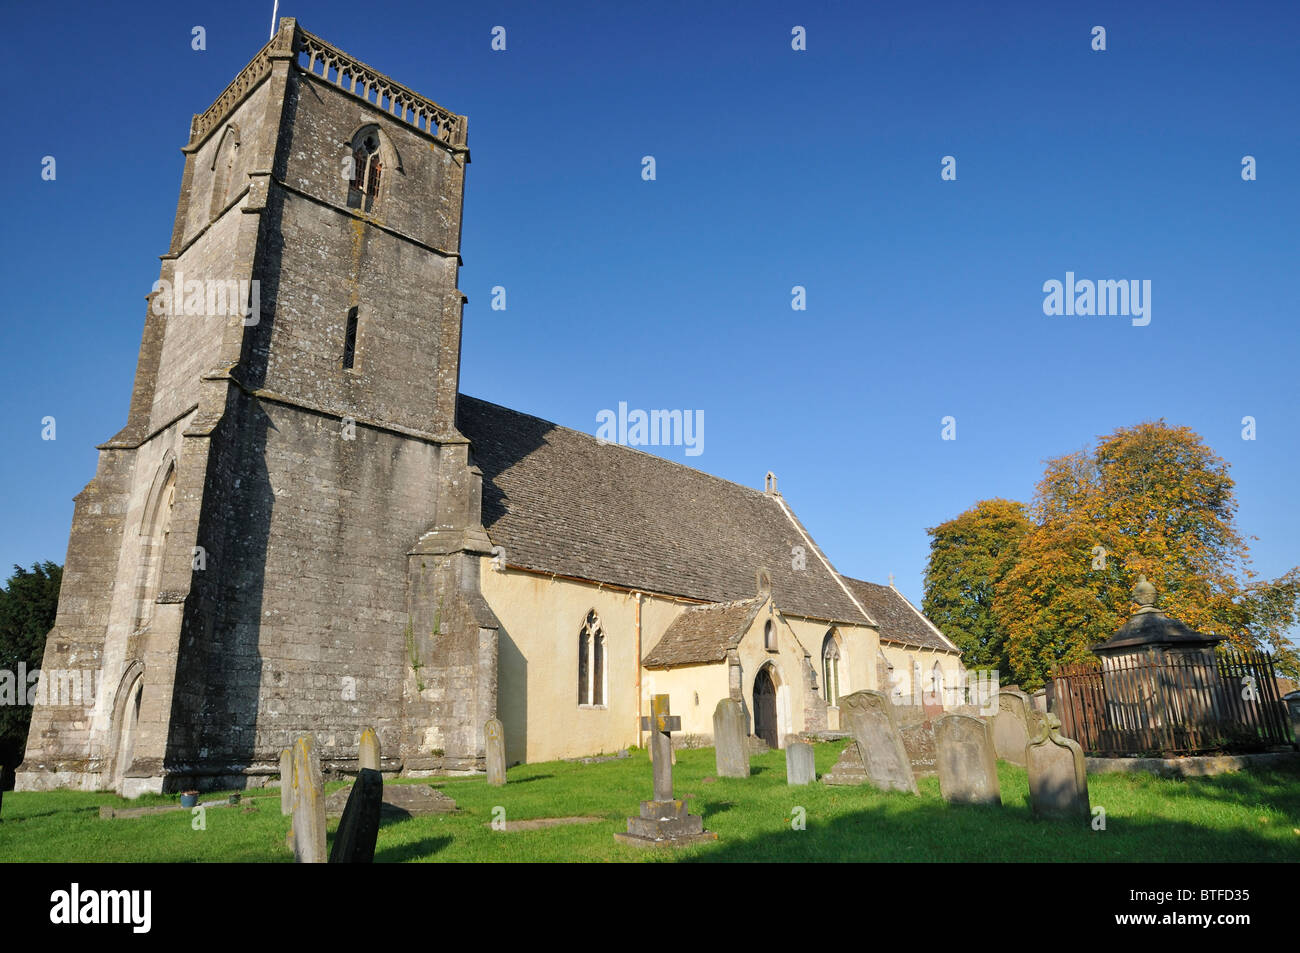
633, 591, 643, 749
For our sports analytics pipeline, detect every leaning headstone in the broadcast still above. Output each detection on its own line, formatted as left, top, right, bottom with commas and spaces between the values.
329, 767, 383, 863
614, 695, 716, 847
290, 734, 327, 863
839, 690, 918, 794
935, 714, 1001, 806
485, 717, 506, 786
785, 736, 815, 785
358, 728, 381, 771
897, 709, 939, 777
821, 741, 867, 785
1285, 691, 1300, 751
712, 698, 749, 778
1027, 713, 1090, 822
279, 748, 293, 816
992, 689, 1033, 765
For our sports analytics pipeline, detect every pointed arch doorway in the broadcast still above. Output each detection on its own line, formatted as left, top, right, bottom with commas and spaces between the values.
753, 666, 778, 749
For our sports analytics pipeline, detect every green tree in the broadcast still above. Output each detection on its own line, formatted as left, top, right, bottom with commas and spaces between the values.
0, 562, 61, 788
922, 499, 1032, 673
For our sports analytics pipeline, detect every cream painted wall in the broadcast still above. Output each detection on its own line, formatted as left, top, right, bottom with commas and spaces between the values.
480, 562, 967, 764
480, 562, 687, 764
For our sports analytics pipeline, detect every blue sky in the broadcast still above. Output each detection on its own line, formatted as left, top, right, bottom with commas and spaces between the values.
1, 0, 1297, 617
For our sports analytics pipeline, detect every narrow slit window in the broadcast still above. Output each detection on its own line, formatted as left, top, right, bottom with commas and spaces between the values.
343, 307, 359, 369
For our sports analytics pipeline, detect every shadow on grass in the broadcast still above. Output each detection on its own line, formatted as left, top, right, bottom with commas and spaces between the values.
374, 835, 453, 863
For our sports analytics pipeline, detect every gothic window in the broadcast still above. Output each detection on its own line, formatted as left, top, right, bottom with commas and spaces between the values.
133, 463, 176, 633
821, 632, 841, 707
764, 619, 776, 651
347, 128, 383, 212
209, 125, 240, 220
931, 662, 944, 704
342, 307, 359, 369
578, 611, 605, 707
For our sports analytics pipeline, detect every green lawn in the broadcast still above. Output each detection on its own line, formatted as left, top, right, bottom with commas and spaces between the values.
2, 743, 1297, 862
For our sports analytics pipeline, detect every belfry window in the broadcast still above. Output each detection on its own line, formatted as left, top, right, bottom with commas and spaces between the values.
347, 129, 383, 212
578, 611, 606, 707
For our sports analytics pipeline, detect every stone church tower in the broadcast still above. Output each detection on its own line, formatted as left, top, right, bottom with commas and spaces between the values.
18, 19, 498, 794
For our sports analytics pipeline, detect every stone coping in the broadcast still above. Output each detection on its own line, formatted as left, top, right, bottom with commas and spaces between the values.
1085, 750, 1299, 777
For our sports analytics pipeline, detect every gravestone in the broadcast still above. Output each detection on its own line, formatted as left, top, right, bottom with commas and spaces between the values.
328, 767, 383, 863
1285, 691, 1300, 751
935, 714, 1001, 806
821, 741, 868, 785
1027, 713, 1090, 822
279, 748, 293, 815
992, 689, 1033, 765
839, 690, 918, 794
1031, 689, 1048, 713
897, 710, 939, 777
785, 736, 815, 785
614, 695, 716, 847
358, 727, 381, 771
712, 698, 749, 778
290, 734, 327, 863
485, 717, 506, 786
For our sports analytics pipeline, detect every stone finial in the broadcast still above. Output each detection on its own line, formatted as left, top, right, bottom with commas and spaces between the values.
1133, 575, 1159, 613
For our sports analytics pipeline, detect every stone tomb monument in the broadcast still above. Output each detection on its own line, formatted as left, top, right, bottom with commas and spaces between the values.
713, 698, 749, 778
614, 695, 716, 847
838, 690, 918, 794
785, 736, 815, 785
329, 767, 383, 863
935, 714, 1001, 806
1027, 713, 1090, 821
1285, 691, 1300, 751
485, 717, 506, 786
992, 689, 1034, 765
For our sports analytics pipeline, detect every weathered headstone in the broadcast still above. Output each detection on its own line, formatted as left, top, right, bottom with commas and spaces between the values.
839, 690, 918, 794
821, 740, 868, 785
897, 710, 939, 777
329, 767, 383, 863
279, 747, 293, 815
992, 689, 1033, 765
358, 727, 381, 771
485, 717, 506, 786
290, 734, 327, 863
1031, 689, 1048, 713
1027, 713, 1090, 822
785, 736, 815, 785
1285, 691, 1300, 751
614, 695, 716, 847
935, 714, 1001, 806
712, 698, 749, 778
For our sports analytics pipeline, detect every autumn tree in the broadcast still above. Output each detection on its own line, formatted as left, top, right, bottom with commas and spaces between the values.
995, 422, 1299, 688
922, 499, 1032, 673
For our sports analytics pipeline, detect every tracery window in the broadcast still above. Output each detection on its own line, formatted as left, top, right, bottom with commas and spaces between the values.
347, 128, 383, 212
578, 611, 605, 706
822, 633, 841, 706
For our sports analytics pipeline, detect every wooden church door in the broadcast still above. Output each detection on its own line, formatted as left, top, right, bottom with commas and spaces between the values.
753, 667, 778, 748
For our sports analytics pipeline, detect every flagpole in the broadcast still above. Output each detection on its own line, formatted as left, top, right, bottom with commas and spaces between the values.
270, 0, 279, 40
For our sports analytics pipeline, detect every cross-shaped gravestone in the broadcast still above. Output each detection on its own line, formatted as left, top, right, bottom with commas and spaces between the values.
615, 694, 716, 848
640, 694, 681, 801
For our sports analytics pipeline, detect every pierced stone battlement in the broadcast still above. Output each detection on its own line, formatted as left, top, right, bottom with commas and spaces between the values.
189, 18, 467, 150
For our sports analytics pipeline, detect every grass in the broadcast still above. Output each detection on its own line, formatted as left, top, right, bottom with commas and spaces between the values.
1, 742, 1297, 862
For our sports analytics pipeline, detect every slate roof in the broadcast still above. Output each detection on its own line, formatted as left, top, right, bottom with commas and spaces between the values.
840, 577, 959, 654
642, 598, 766, 669
456, 394, 870, 624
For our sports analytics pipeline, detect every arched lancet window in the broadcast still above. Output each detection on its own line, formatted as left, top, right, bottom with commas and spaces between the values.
764, 619, 776, 651
931, 662, 945, 705
133, 463, 176, 633
347, 127, 383, 212
578, 611, 605, 707
209, 125, 240, 220
821, 632, 841, 706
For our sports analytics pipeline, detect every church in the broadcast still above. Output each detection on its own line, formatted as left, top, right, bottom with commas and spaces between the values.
17, 20, 963, 795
